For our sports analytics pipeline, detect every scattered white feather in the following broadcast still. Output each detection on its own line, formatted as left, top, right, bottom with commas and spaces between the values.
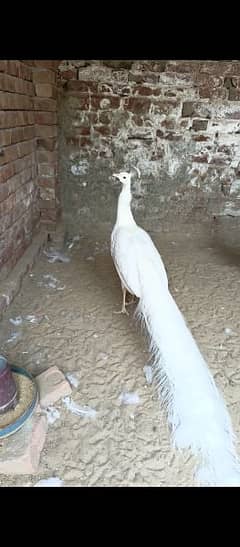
65, 373, 79, 389
44, 407, 60, 425
6, 332, 21, 343
38, 274, 65, 290
143, 365, 153, 385
224, 328, 234, 336
43, 250, 70, 263
9, 316, 22, 326
119, 392, 140, 405
63, 396, 97, 418
34, 477, 63, 487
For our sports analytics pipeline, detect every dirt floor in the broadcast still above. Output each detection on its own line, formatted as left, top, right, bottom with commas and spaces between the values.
1, 217, 240, 487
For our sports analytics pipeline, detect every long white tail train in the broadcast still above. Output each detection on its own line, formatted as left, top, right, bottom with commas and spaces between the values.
136, 260, 240, 486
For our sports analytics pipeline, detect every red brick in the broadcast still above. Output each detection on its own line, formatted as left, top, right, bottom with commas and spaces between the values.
38, 163, 57, 177
35, 366, 72, 408
200, 61, 240, 75
37, 137, 57, 151
0, 92, 33, 110
0, 415, 48, 475
90, 94, 120, 110
134, 85, 161, 97
167, 61, 202, 73
35, 83, 57, 99
40, 208, 58, 222
228, 88, 240, 101
0, 163, 15, 184
124, 97, 150, 114
129, 72, 159, 84
192, 135, 209, 142
199, 87, 228, 99
191, 155, 209, 163
37, 150, 57, 163
0, 129, 11, 146
73, 126, 91, 136
34, 60, 59, 70
34, 97, 57, 111
32, 69, 56, 84
38, 176, 56, 188
0, 61, 7, 72
67, 80, 98, 93
99, 111, 111, 124
94, 125, 111, 136
0, 74, 34, 95
0, 142, 25, 167
151, 100, 178, 116
34, 111, 57, 125
35, 125, 58, 138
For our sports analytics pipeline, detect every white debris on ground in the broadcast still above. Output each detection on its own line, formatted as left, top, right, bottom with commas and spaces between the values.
5, 331, 21, 344
44, 406, 61, 425
143, 365, 153, 385
9, 314, 47, 326
224, 327, 234, 336
118, 392, 141, 405
9, 316, 22, 326
43, 249, 70, 263
38, 274, 65, 291
34, 477, 63, 487
67, 235, 81, 249
65, 373, 79, 389
62, 396, 97, 418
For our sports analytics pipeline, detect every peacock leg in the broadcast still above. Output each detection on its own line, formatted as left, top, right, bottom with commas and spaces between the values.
114, 285, 129, 315
126, 294, 136, 306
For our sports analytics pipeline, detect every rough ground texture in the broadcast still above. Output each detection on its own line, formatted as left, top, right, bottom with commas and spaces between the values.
1, 218, 240, 486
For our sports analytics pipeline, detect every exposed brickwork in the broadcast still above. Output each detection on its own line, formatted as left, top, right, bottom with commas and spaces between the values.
0, 60, 59, 284
0, 61, 39, 282
57, 60, 240, 234
33, 62, 59, 230
2, 59, 240, 288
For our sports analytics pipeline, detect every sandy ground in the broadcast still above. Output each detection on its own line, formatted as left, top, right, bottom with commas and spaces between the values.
1, 218, 240, 487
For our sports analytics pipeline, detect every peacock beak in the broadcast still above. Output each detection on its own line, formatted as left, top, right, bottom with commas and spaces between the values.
112, 173, 121, 184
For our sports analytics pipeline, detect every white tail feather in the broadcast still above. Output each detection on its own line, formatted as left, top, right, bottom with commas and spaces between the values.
135, 260, 240, 486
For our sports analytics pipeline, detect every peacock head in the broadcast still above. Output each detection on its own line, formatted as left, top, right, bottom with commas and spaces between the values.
112, 166, 141, 186
112, 171, 132, 186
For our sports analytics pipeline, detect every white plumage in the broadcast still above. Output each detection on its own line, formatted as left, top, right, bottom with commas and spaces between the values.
111, 169, 240, 486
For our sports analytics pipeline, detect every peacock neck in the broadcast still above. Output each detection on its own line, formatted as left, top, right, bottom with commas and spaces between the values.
116, 182, 136, 227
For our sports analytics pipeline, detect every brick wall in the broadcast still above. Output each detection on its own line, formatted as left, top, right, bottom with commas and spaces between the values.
1, 59, 240, 285
33, 60, 60, 230
58, 60, 240, 237
0, 60, 59, 283
0, 60, 38, 282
